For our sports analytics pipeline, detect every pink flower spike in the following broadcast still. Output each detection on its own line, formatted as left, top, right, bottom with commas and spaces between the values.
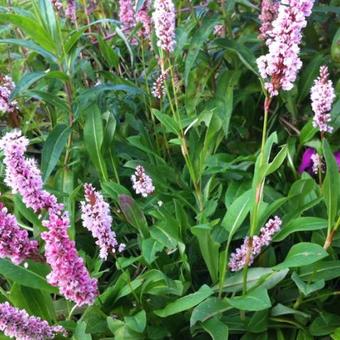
153, 0, 176, 52
119, 0, 136, 35
229, 216, 282, 271
256, 0, 314, 97
0, 75, 18, 113
41, 212, 98, 306
136, 0, 152, 39
131, 165, 155, 197
0, 302, 66, 340
65, 0, 76, 22
310, 66, 336, 133
81, 183, 121, 260
0, 201, 39, 265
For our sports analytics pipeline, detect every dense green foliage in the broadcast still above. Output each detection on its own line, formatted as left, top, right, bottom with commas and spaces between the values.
0, 0, 339, 339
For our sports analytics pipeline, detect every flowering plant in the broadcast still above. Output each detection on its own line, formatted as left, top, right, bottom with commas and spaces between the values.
0, 0, 339, 338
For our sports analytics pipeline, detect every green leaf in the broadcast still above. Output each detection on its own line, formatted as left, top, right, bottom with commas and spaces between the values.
152, 109, 180, 135
184, 17, 219, 85
300, 260, 340, 282
124, 310, 146, 333
227, 287, 271, 311
274, 217, 327, 242
41, 124, 71, 182
291, 272, 325, 296
118, 195, 149, 238
84, 104, 108, 181
218, 268, 289, 293
323, 139, 340, 228
154, 284, 213, 317
141, 238, 164, 264
265, 145, 288, 176
0, 259, 57, 293
201, 317, 229, 340
73, 321, 92, 340
309, 313, 340, 336
191, 224, 220, 283
190, 297, 230, 327
274, 243, 328, 270
271, 303, 310, 319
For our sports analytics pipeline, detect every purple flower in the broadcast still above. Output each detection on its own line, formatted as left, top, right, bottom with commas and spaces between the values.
152, 71, 168, 98
136, 0, 152, 39
119, 0, 135, 35
0, 75, 18, 113
80, 183, 121, 260
131, 165, 155, 197
0, 302, 66, 340
152, 0, 176, 53
258, 0, 279, 41
41, 212, 98, 306
229, 216, 282, 272
0, 130, 62, 214
310, 65, 336, 133
0, 201, 39, 265
256, 0, 314, 96
0, 130, 98, 306
299, 147, 340, 174
65, 0, 76, 22
50, 0, 63, 11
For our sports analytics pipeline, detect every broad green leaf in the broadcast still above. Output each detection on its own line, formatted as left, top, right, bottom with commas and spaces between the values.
201, 317, 229, 340
299, 120, 318, 144
118, 195, 149, 238
184, 17, 219, 85
190, 297, 230, 326
227, 287, 271, 311
323, 139, 340, 228
0, 259, 57, 293
73, 321, 92, 340
265, 145, 288, 176
271, 303, 310, 319
152, 109, 180, 135
274, 217, 327, 242
191, 224, 220, 283
218, 268, 289, 293
291, 272, 325, 296
124, 310, 146, 333
41, 124, 71, 181
300, 260, 340, 282
84, 104, 108, 181
309, 313, 340, 336
154, 284, 213, 317
141, 238, 164, 264
274, 243, 328, 270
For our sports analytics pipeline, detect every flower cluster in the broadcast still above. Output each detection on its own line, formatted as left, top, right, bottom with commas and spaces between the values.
136, 0, 152, 39
0, 201, 38, 265
152, 71, 168, 98
0, 130, 62, 213
213, 24, 224, 38
50, 0, 63, 11
310, 66, 336, 133
152, 0, 176, 52
299, 147, 340, 175
119, 0, 136, 35
0, 302, 66, 340
229, 216, 282, 271
131, 165, 155, 197
0, 75, 18, 113
258, 0, 279, 41
81, 183, 124, 260
256, 0, 314, 96
65, 0, 76, 22
41, 212, 98, 306
0, 130, 98, 306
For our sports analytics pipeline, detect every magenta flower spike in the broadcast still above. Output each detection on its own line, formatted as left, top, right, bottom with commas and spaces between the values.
136, 0, 152, 39
0, 200, 39, 265
65, 0, 76, 22
131, 165, 155, 197
119, 0, 136, 35
256, 0, 314, 96
0, 302, 66, 340
0, 75, 18, 113
152, 0, 176, 53
229, 216, 282, 271
310, 66, 336, 133
258, 0, 279, 41
0, 130, 98, 306
81, 183, 121, 260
